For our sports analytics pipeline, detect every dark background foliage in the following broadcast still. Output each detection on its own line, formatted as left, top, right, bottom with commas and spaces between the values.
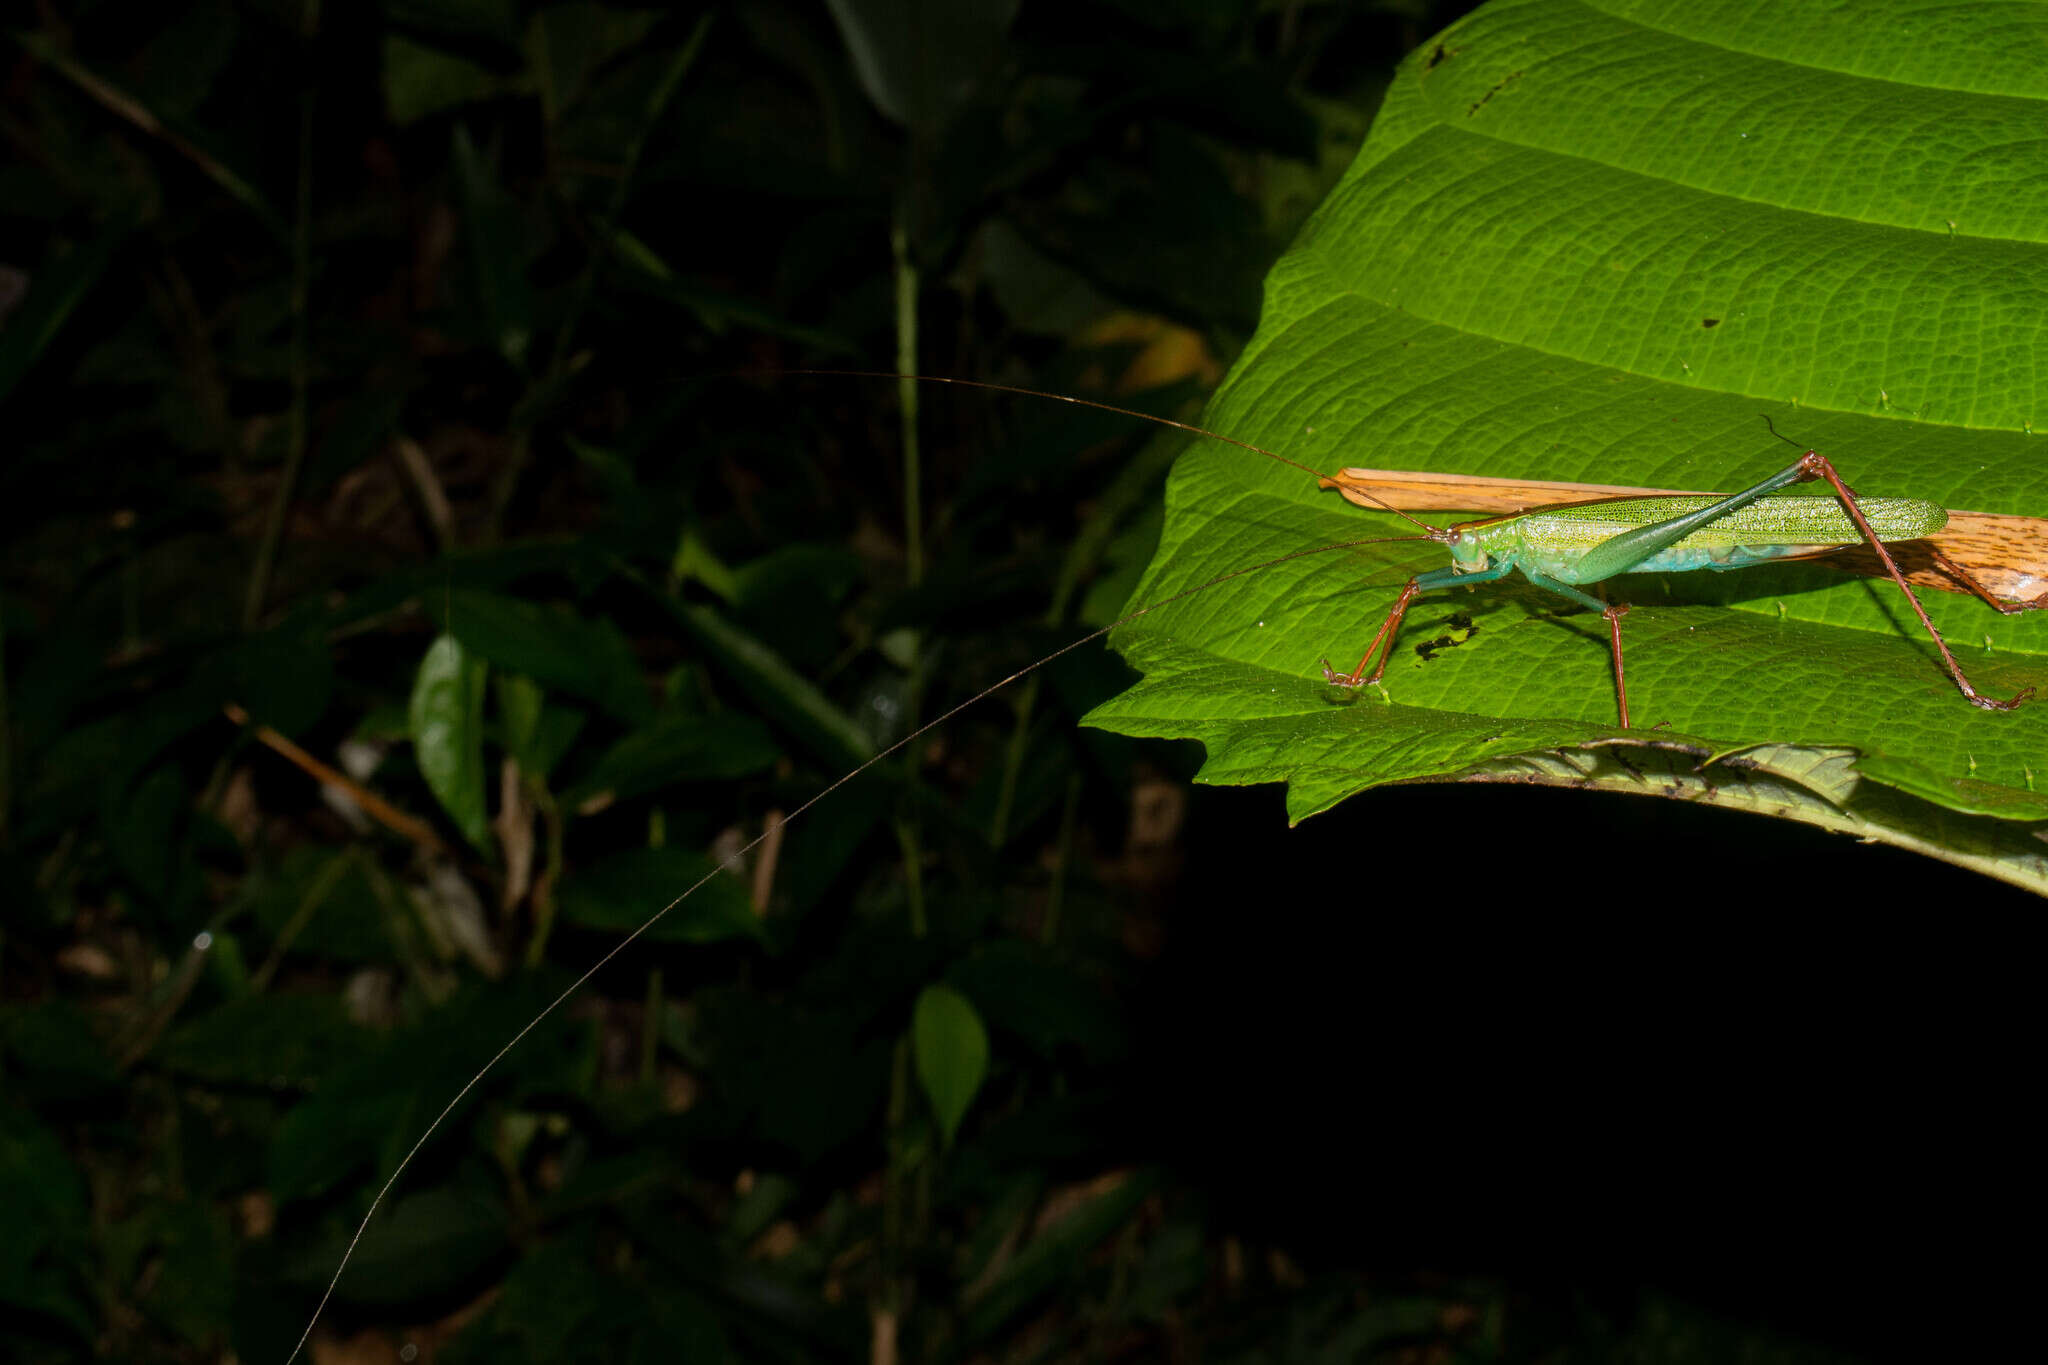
0, 2, 2034, 1363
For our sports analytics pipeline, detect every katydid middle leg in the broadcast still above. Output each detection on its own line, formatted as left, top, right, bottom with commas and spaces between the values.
1519, 567, 1634, 728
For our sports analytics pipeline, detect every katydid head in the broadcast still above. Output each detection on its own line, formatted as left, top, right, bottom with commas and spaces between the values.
1444, 521, 1491, 572
1441, 515, 1507, 573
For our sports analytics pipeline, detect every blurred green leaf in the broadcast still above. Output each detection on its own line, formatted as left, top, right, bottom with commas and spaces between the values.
667, 524, 738, 603
294, 1184, 508, 1306
0, 1001, 120, 1104
389, 0, 522, 46
949, 942, 1124, 1063
964, 1166, 1160, 1341
385, 35, 523, 124
912, 982, 987, 1148
0, 1102, 94, 1341
0, 220, 126, 409
160, 993, 363, 1088
409, 633, 493, 854
243, 847, 388, 962
268, 982, 584, 1204
128, 0, 239, 119
450, 124, 535, 364
103, 762, 193, 910
115, 1200, 236, 1345
628, 1287, 731, 1365
496, 672, 546, 770
823, 0, 1019, 132
658, 597, 873, 769
13, 32, 284, 238
606, 227, 861, 352
556, 846, 766, 945
706, 996, 891, 1164
528, 2, 660, 119
194, 621, 334, 736
474, 1231, 618, 1358
442, 589, 652, 726
977, 218, 1112, 338
561, 711, 781, 809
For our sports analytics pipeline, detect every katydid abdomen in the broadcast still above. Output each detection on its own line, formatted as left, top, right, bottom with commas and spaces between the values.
1490, 494, 1949, 581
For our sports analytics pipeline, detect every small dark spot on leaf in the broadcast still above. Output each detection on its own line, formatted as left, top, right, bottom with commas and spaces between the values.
1467, 69, 1522, 116
1414, 614, 1477, 662
1425, 43, 1450, 70
1701, 317, 1721, 328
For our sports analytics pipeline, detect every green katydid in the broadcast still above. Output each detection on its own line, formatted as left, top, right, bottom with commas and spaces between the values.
1311, 416, 2048, 727
285, 376, 2046, 1360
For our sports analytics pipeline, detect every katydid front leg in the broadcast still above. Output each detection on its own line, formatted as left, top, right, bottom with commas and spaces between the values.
1321, 561, 1638, 725
1321, 562, 1513, 690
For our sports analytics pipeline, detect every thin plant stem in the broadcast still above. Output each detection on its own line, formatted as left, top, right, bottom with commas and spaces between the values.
15, 31, 282, 236
1043, 771, 1083, 947
493, 14, 712, 532
987, 675, 1038, 847
251, 849, 354, 992
0, 607, 11, 845
243, 0, 319, 627
892, 218, 923, 590
876, 1034, 912, 1360
890, 208, 927, 934
640, 967, 662, 1084
523, 780, 564, 968
884, 204, 927, 1334
548, 13, 711, 379
894, 818, 927, 939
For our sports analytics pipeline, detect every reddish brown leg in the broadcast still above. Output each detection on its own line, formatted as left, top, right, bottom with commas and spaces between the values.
1323, 577, 1421, 687
1796, 451, 2035, 710
1925, 546, 2048, 616
1602, 600, 1632, 729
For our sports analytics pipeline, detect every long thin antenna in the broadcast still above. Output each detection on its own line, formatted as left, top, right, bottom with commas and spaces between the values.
1760, 413, 1805, 451
774, 368, 1446, 535
283, 533, 1413, 1363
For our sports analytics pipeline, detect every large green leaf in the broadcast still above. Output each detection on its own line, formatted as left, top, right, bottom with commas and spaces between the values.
1085, 0, 2048, 886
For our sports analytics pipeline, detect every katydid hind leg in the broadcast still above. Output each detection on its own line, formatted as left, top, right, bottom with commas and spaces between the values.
1800, 450, 2035, 710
